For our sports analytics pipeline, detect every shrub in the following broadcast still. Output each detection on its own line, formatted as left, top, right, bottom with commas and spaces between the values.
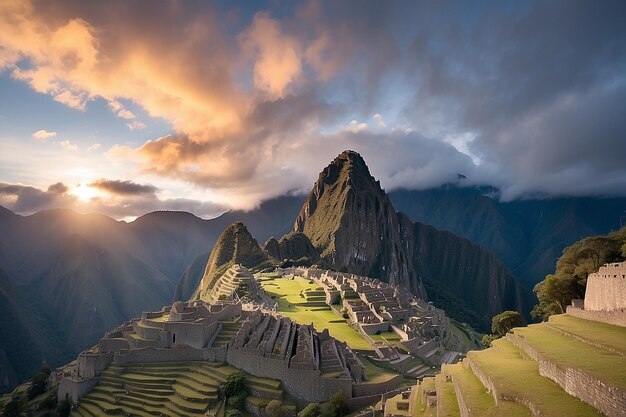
28, 365, 52, 400
57, 398, 71, 417
225, 409, 243, 417
221, 371, 246, 398
298, 402, 321, 417
320, 391, 349, 417
491, 311, 524, 337
265, 400, 283, 417
2, 397, 22, 417
227, 392, 247, 410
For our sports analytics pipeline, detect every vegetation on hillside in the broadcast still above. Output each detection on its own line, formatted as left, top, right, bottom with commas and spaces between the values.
481, 311, 525, 347
532, 226, 626, 321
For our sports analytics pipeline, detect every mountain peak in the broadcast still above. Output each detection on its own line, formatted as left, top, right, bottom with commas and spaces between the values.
294, 151, 425, 297
194, 221, 267, 300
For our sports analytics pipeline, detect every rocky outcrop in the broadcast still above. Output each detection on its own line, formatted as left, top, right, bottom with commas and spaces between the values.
263, 232, 319, 262
294, 150, 427, 298
195, 222, 268, 300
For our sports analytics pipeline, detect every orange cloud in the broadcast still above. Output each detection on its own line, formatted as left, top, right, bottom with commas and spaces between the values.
240, 12, 303, 99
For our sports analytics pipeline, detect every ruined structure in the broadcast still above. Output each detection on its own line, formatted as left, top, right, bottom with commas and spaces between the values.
566, 261, 626, 327
199, 264, 258, 303
275, 268, 451, 360
56, 270, 397, 404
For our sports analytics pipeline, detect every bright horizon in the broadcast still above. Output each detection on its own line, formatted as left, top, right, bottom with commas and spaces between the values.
1, 1, 626, 220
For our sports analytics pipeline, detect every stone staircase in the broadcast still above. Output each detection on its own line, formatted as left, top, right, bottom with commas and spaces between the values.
383, 314, 625, 417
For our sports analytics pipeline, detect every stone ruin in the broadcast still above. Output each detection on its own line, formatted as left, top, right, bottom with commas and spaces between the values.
275, 267, 451, 360
567, 261, 626, 327
198, 264, 258, 304
56, 266, 397, 404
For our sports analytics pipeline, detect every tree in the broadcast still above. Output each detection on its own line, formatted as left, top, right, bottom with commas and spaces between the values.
481, 334, 498, 348
28, 365, 52, 400
320, 391, 349, 417
221, 371, 246, 398
531, 227, 626, 321
491, 311, 525, 337
266, 400, 283, 417
57, 398, 71, 417
298, 402, 321, 417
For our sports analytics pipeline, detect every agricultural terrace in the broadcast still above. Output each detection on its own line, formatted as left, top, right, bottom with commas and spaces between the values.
258, 274, 373, 350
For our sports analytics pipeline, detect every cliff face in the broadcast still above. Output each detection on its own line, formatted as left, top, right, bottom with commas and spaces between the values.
294, 150, 426, 298
195, 222, 268, 300
402, 215, 532, 328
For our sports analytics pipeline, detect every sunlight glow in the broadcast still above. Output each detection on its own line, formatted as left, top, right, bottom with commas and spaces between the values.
70, 183, 100, 202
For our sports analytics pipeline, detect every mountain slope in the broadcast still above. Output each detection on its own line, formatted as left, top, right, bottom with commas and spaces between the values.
293, 151, 530, 329
390, 187, 626, 287
40, 234, 173, 351
294, 150, 426, 298
194, 222, 269, 301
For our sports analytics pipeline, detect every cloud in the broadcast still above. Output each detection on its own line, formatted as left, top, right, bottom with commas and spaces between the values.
126, 121, 145, 130
0, 182, 75, 214
86, 143, 101, 152
31, 129, 57, 140
0, 181, 226, 219
2, 0, 626, 212
117, 109, 135, 119
345, 120, 368, 133
89, 179, 157, 196
239, 12, 302, 99
59, 140, 79, 151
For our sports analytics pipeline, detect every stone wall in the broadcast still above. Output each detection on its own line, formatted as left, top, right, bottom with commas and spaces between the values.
352, 375, 402, 398
77, 352, 113, 379
585, 276, 626, 312
113, 346, 226, 365
226, 349, 352, 402
507, 333, 626, 417
58, 376, 98, 404
566, 306, 626, 327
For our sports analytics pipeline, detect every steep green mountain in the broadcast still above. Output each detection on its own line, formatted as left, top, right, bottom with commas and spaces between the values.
194, 222, 269, 301
294, 150, 426, 298
389, 187, 626, 288
292, 151, 530, 329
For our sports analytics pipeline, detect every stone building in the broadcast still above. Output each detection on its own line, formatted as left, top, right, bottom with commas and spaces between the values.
567, 261, 626, 327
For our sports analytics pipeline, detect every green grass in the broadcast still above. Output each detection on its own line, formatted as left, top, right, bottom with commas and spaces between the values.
358, 355, 399, 383
467, 338, 604, 417
511, 323, 626, 390
260, 277, 373, 350
548, 314, 626, 356
73, 362, 282, 417
443, 363, 531, 417
434, 373, 460, 417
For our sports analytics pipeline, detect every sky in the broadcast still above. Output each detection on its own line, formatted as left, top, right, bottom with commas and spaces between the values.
0, 0, 625, 220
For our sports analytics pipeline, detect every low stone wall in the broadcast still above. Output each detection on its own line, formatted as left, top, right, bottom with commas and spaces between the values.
444, 366, 468, 417
113, 346, 226, 365
464, 357, 498, 404
352, 374, 402, 398
507, 333, 626, 417
58, 376, 98, 404
361, 322, 390, 335
565, 306, 626, 327
226, 349, 352, 402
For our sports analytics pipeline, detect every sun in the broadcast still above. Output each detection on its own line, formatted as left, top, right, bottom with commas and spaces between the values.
70, 183, 101, 202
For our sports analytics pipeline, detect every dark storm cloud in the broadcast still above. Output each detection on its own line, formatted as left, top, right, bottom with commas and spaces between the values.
89, 179, 158, 196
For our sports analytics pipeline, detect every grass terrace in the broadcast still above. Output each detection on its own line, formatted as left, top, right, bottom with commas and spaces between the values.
259, 276, 373, 350
467, 338, 604, 417
70, 361, 289, 417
